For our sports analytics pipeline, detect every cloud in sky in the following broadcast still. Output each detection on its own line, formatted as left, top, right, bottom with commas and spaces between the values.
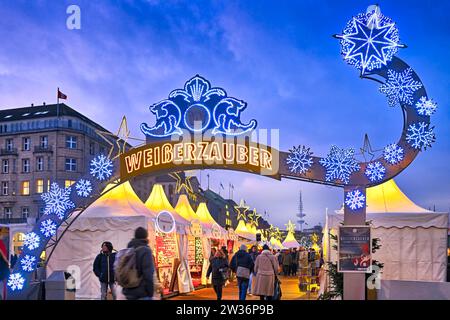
0, 0, 449, 227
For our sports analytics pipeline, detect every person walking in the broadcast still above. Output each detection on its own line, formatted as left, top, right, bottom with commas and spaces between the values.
206, 249, 229, 300
248, 245, 259, 294
93, 241, 117, 300
252, 244, 279, 300
282, 250, 292, 276
230, 244, 254, 300
291, 248, 299, 276
121, 227, 155, 300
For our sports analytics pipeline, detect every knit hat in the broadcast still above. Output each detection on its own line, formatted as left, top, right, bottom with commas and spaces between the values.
240, 244, 247, 251
135, 227, 148, 240
262, 244, 270, 251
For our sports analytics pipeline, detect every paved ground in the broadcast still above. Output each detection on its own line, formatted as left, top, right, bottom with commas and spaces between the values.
170, 276, 318, 300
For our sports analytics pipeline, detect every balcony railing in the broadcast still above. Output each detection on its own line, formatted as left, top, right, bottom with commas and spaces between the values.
34, 145, 53, 153
0, 217, 28, 224
0, 148, 18, 156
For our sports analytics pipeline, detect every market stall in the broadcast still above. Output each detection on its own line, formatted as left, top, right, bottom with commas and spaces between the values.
195, 202, 229, 285
144, 184, 193, 295
47, 181, 154, 299
174, 194, 204, 288
323, 179, 449, 282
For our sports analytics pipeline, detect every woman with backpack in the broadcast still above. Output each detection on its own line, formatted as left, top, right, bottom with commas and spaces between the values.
206, 249, 229, 300
252, 244, 280, 300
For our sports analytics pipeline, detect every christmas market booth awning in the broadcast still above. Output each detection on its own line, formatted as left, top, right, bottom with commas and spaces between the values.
282, 231, 301, 249
235, 219, 256, 241
270, 237, 285, 249
195, 202, 228, 239
144, 183, 190, 234
175, 194, 199, 222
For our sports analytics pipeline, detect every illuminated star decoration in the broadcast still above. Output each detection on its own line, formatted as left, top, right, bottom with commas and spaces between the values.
268, 225, 276, 239
285, 220, 296, 234
96, 116, 130, 161
247, 209, 261, 228
169, 172, 196, 201
234, 199, 250, 221
274, 227, 283, 241
335, 6, 405, 74
358, 134, 379, 162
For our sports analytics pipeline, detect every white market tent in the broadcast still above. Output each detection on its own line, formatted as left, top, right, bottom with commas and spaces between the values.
282, 231, 301, 249
144, 184, 194, 294
47, 181, 154, 300
323, 179, 449, 282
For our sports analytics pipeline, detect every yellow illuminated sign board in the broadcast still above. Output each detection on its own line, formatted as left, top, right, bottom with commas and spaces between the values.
120, 140, 279, 180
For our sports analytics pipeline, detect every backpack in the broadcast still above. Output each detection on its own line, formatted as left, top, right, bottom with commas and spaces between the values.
114, 247, 144, 289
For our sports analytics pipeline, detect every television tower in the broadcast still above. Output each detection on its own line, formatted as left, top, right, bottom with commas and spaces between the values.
297, 190, 306, 232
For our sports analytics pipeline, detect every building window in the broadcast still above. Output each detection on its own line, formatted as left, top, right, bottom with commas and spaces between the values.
2, 181, 8, 196
65, 180, 76, 188
22, 181, 30, 195
66, 136, 77, 149
99, 146, 105, 154
2, 160, 9, 174
40, 136, 48, 148
36, 157, 44, 171
68, 119, 72, 128
22, 207, 29, 219
89, 142, 95, 155
36, 179, 44, 194
22, 159, 30, 173
47, 179, 50, 192
4, 207, 12, 219
22, 137, 31, 151
47, 157, 52, 171
65, 158, 77, 172
5, 139, 13, 151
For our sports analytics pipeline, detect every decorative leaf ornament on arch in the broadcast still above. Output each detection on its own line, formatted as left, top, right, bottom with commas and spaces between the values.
7, 5, 437, 299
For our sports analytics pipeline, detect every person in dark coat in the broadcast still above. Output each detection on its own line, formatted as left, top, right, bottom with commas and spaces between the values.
291, 248, 299, 276
122, 227, 155, 300
230, 244, 254, 300
93, 241, 117, 300
206, 249, 229, 300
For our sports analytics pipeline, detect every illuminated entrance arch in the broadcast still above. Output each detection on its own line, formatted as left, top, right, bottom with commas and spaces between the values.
7, 5, 437, 299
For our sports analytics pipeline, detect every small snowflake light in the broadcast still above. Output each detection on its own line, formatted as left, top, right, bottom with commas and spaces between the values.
319, 145, 360, 185
365, 161, 386, 182
20, 255, 37, 272
415, 96, 437, 116
345, 189, 366, 210
41, 183, 75, 220
383, 143, 404, 165
90, 154, 113, 181
336, 8, 403, 73
406, 122, 435, 150
40, 219, 57, 238
23, 232, 40, 250
379, 67, 422, 107
286, 145, 313, 174
75, 179, 93, 197
7, 273, 25, 291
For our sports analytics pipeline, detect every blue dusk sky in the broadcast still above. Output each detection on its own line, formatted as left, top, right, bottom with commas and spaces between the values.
0, 0, 448, 229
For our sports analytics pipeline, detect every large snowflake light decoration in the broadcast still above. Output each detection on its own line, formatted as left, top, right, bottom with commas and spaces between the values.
365, 161, 386, 182
90, 154, 113, 181
383, 143, 404, 165
7, 273, 25, 291
319, 145, 360, 185
406, 122, 435, 150
415, 96, 437, 116
379, 67, 422, 107
40, 219, 57, 238
20, 255, 37, 272
286, 145, 313, 174
23, 232, 40, 250
345, 189, 366, 210
75, 179, 93, 197
41, 183, 75, 220
336, 8, 403, 73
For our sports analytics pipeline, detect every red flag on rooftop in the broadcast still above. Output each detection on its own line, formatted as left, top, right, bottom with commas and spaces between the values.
57, 88, 67, 100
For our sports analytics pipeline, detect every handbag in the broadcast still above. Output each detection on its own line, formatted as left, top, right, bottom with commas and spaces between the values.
235, 255, 251, 279
272, 277, 282, 300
